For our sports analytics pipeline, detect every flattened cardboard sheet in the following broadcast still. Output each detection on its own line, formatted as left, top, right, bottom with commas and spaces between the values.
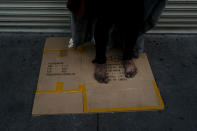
32, 37, 164, 115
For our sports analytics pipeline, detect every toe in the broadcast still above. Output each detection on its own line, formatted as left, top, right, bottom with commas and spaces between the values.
94, 73, 108, 83
125, 72, 132, 78
103, 76, 109, 83
125, 69, 137, 78
130, 69, 137, 78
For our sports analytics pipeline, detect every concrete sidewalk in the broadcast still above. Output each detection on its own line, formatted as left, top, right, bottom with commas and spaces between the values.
0, 33, 196, 131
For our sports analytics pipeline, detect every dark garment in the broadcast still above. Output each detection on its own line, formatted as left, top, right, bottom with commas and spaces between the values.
67, 0, 167, 56
93, 2, 143, 64
67, 0, 97, 19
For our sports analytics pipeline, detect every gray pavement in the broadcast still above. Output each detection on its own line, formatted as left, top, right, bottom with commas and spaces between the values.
0, 33, 196, 131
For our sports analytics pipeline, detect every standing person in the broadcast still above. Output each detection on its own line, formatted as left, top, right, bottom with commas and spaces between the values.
67, 0, 166, 83
92, 1, 144, 83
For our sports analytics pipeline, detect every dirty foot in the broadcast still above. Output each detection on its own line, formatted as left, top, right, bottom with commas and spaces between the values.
123, 59, 137, 78
94, 63, 109, 83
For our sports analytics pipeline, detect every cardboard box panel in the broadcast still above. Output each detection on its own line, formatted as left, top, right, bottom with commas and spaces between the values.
32, 37, 164, 115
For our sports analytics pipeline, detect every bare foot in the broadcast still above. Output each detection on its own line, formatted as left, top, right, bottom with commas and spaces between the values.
123, 59, 137, 78
94, 63, 109, 83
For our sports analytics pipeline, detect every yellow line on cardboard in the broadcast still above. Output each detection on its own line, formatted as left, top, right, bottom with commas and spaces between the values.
35, 80, 164, 112
44, 49, 63, 54
78, 85, 88, 112
152, 81, 165, 109
43, 47, 85, 55
87, 106, 164, 113
36, 82, 82, 94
